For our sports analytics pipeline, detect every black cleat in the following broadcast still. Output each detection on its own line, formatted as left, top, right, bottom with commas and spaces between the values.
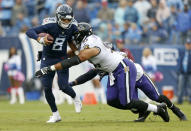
134, 111, 151, 122
171, 106, 187, 121
154, 103, 169, 122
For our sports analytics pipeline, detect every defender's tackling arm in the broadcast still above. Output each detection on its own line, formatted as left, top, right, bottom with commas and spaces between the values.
35, 47, 100, 78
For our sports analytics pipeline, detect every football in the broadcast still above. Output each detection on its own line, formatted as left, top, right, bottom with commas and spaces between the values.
38, 33, 54, 41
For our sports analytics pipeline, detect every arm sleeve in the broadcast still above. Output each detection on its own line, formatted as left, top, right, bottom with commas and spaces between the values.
75, 69, 100, 85
26, 24, 50, 40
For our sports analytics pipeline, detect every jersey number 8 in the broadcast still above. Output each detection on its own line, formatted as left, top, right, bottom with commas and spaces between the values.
52, 37, 66, 51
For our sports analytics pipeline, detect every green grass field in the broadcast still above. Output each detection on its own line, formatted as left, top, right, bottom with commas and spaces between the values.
0, 101, 190, 131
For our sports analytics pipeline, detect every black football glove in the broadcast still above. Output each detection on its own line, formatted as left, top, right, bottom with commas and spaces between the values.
98, 71, 108, 81
35, 66, 53, 78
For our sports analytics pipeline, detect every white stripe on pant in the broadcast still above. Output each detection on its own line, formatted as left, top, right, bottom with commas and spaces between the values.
121, 61, 130, 103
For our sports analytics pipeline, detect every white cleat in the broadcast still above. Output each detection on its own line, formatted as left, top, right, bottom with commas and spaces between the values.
73, 96, 82, 113
46, 115, 61, 123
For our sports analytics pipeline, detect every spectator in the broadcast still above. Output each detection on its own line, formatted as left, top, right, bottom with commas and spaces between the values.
114, 0, 127, 26
140, 47, 163, 101
96, 22, 108, 41
74, 0, 90, 23
168, 5, 179, 44
12, 13, 30, 35
121, 22, 130, 42
147, 0, 158, 19
148, 23, 168, 44
176, 4, 191, 44
134, 0, 151, 26
31, 16, 39, 27
24, 0, 36, 18
44, 0, 64, 16
166, 0, 184, 11
87, 2, 101, 20
125, 23, 142, 45
0, 0, 14, 26
112, 23, 122, 41
66, 0, 76, 9
142, 48, 157, 80
36, 0, 47, 23
97, 0, 114, 21
140, 28, 148, 45
177, 38, 191, 104
124, 0, 139, 24
156, 0, 170, 26
11, 0, 27, 26
116, 39, 135, 61
106, 23, 113, 42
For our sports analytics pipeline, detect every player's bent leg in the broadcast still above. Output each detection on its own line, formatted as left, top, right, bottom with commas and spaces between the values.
157, 95, 187, 121
41, 72, 62, 123
137, 73, 187, 121
136, 73, 160, 101
57, 69, 82, 113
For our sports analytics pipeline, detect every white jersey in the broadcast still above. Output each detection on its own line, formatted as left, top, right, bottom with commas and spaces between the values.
7, 54, 21, 76
80, 35, 144, 81
80, 35, 124, 72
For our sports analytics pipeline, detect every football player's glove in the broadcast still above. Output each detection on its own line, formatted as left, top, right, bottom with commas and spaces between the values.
35, 66, 53, 78
98, 71, 108, 81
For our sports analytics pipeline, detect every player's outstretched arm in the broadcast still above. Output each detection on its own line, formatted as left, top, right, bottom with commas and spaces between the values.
69, 69, 100, 87
35, 48, 100, 78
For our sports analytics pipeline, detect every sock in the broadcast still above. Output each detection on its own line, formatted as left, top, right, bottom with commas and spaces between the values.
147, 104, 158, 113
53, 111, 60, 116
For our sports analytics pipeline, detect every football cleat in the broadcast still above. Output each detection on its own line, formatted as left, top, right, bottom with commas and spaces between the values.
46, 115, 61, 123
154, 103, 169, 122
134, 111, 151, 122
171, 106, 187, 121
73, 96, 82, 113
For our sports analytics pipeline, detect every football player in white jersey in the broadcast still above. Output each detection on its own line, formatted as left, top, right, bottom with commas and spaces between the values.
35, 22, 172, 122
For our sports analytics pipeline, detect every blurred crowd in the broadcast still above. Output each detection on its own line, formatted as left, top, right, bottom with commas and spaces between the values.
0, 0, 191, 45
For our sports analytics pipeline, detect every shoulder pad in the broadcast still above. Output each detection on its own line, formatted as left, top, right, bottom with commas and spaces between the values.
42, 17, 56, 25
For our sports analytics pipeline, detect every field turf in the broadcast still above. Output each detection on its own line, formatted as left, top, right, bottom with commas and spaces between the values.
0, 101, 190, 131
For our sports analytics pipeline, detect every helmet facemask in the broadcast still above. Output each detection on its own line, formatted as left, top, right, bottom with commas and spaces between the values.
57, 13, 73, 29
